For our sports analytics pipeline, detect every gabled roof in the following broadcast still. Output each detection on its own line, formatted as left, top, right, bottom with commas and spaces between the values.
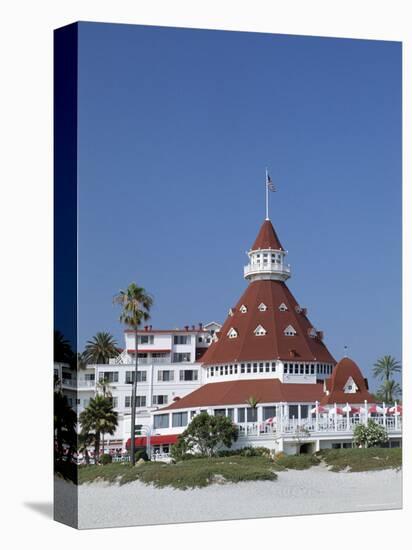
320, 357, 375, 405
201, 280, 336, 365
160, 379, 325, 410
251, 219, 284, 251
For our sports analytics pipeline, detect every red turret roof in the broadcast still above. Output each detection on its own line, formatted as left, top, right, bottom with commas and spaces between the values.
161, 379, 324, 410
201, 280, 336, 365
320, 357, 374, 405
251, 219, 284, 251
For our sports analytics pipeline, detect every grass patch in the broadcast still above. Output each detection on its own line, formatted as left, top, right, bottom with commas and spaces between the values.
78, 455, 278, 490
318, 447, 402, 472
273, 453, 321, 470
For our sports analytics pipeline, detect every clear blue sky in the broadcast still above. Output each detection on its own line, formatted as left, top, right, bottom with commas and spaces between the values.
77, 23, 401, 390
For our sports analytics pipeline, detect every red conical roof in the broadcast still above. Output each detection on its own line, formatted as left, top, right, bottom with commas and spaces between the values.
201, 280, 336, 365
251, 219, 284, 251
320, 357, 374, 405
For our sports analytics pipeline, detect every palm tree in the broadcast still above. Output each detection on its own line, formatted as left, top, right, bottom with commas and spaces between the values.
54, 330, 75, 367
376, 379, 402, 403
78, 431, 95, 465
114, 283, 153, 465
54, 390, 77, 463
373, 355, 401, 383
79, 395, 118, 462
83, 332, 119, 364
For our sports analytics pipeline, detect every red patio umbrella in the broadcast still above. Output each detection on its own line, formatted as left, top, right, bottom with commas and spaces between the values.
310, 405, 327, 414
389, 405, 402, 415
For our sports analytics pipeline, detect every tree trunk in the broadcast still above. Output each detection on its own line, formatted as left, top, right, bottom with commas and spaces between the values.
130, 329, 138, 465
95, 432, 100, 463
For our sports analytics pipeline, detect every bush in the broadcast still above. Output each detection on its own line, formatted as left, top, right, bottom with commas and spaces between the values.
177, 412, 238, 457
135, 450, 149, 462
100, 453, 112, 465
353, 420, 388, 448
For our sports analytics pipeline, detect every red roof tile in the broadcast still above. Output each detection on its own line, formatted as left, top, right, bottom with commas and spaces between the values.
161, 379, 324, 410
320, 357, 374, 405
251, 219, 284, 251
201, 280, 336, 365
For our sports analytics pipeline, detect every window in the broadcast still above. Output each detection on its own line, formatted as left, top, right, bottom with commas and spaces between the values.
265, 362, 270, 373
109, 397, 118, 408
227, 327, 238, 339
214, 409, 226, 416
301, 405, 308, 418
263, 406, 276, 420
224, 365, 228, 375
253, 363, 258, 373
247, 408, 258, 422
173, 352, 191, 363
284, 324, 296, 336
254, 324, 267, 336
310, 365, 315, 375
173, 335, 190, 345
85, 373, 95, 381
154, 414, 169, 429
271, 362, 276, 372
152, 395, 168, 405
247, 363, 251, 373
227, 408, 234, 420
279, 303, 288, 311
258, 302, 267, 312
259, 363, 264, 373
125, 395, 146, 407
172, 412, 188, 427
125, 371, 147, 383
158, 370, 174, 382
228, 308, 234, 317
240, 304, 248, 313
99, 371, 118, 383
139, 334, 154, 344
289, 405, 299, 419
179, 370, 198, 381
300, 364, 304, 374
238, 408, 245, 422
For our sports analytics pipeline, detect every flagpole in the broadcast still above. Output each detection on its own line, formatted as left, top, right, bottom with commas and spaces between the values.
265, 167, 269, 220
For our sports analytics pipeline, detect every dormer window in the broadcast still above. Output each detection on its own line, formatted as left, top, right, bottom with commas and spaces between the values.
343, 376, 358, 394
228, 308, 234, 317
239, 304, 248, 313
279, 303, 288, 312
284, 324, 296, 336
227, 328, 238, 339
295, 305, 302, 314
258, 303, 267, 312
254, 325, 267, 336
308, 327, 317, 338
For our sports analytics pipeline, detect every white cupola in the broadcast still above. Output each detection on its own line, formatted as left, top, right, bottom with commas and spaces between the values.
244, 220, 291, 282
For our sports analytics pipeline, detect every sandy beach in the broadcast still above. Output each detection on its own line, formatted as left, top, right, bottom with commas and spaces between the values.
64, 465, 402, 529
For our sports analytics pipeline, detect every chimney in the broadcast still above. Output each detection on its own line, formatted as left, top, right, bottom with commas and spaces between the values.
199, 322, 203, 330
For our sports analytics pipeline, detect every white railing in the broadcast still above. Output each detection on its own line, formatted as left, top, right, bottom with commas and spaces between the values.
236, 416, 402, 438
244, 263, 291, 277
61, 379, 96, 388
109, 354, 171, 366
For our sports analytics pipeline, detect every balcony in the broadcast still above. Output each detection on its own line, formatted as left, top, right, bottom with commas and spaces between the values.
244, 262, 291, 279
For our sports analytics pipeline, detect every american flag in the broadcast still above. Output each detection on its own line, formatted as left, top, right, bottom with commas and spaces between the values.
266, 172, 276, 192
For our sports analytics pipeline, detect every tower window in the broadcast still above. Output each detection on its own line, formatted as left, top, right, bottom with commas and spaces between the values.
284, 324, 297, 336
279, 303, 288, 312
258, 302, 267, 312
239, 304, 248, 313
227, 327, 238, 339
254, 324, 267, 336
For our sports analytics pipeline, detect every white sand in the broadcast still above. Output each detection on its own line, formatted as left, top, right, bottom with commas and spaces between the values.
74, 466, 402, 529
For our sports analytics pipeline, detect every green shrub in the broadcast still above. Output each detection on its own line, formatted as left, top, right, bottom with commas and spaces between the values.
135, 450, 149, 462
100, 453, 112, 465
353, 420, 388, 448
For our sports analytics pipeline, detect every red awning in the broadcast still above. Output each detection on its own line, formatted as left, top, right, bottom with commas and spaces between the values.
125, 434, 179, 450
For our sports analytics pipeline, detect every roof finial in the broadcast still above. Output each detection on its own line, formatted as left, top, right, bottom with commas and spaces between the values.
265, 168, 276, 220
344, 345, 348, 358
